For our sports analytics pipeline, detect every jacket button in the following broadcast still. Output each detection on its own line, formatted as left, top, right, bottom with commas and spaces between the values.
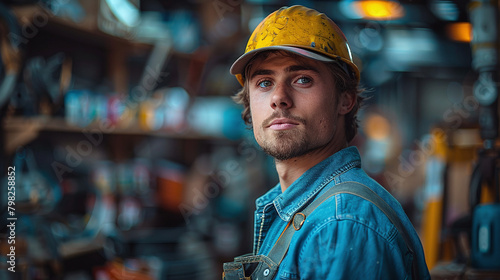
263, 268, 270, 276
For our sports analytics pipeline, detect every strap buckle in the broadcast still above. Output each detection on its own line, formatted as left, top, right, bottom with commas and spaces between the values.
292, 212, 306, 230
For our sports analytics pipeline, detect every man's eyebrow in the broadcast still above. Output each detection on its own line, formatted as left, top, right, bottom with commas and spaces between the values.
249, 64, 319, 80
249, 69, 274, 80
285, 64, 320, 74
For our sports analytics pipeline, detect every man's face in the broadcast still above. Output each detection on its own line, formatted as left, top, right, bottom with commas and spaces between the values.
247, 52, 347, 161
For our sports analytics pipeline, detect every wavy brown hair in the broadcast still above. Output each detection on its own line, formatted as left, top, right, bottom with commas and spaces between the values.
232, 50, 364, 143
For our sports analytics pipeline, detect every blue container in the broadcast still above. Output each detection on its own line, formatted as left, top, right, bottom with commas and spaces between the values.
471, 203, 500, 269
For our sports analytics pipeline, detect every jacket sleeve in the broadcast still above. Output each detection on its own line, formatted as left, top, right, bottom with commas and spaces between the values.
297, 218, 412, 280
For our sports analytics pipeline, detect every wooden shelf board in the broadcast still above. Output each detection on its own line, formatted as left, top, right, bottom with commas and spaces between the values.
4, 116, 232, 143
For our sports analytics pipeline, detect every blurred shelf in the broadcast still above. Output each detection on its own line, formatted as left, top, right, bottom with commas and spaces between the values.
3, 116, 235, 153
10, 4, 152, 52
117, 227, 188, 244
58, 232, 106, 259
431, 262, 500, 280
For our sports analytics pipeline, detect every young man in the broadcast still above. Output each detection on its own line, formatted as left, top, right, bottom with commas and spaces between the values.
224, 5, 430, 280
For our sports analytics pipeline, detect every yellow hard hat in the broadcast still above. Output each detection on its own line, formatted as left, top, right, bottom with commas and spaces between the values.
230, 5, 360, 86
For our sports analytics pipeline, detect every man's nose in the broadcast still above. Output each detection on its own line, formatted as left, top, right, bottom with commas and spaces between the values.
270, 83, 293, 110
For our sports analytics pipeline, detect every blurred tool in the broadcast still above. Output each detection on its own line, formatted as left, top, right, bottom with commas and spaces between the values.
2, 147, 62, 215
468, 0, 500, 270
23, 53, 72, 115
421, 127, 478, 271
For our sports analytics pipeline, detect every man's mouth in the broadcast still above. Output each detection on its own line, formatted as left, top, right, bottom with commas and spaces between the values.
267, 118, 300, 130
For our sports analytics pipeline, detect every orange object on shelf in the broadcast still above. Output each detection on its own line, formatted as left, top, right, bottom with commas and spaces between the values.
157, 167, 185, 212
95, 259, 154, 280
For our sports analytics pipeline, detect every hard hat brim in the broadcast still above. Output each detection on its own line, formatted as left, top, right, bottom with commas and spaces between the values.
230, 45, 335, 77
230, 45, 359, 86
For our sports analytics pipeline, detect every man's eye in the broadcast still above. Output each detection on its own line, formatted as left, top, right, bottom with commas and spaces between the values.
296, 76, 311, 84
258, 80, 272, 88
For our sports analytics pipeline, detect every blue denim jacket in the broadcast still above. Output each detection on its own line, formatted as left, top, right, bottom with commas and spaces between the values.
253, 146, 430, 279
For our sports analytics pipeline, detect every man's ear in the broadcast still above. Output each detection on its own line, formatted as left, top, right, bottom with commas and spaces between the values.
339, 92, 356, 115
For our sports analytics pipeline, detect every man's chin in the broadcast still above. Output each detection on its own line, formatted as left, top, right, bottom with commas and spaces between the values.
263, 149, 299, 161
260, 138, 309, 161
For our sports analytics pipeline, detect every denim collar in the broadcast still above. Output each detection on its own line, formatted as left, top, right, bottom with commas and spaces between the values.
255, 146, 362, 222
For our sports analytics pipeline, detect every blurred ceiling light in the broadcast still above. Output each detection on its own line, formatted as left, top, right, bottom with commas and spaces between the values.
384, 28, 438, 68
351, 0, 405, 20
387, 28, 437, 52
339, 1, 363, 19
430, 0, 459, 21
446, 22, 472, 42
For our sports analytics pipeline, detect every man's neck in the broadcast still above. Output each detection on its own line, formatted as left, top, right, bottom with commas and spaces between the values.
276, 143, 348, 192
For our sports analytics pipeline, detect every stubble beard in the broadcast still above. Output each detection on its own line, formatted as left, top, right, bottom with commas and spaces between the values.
259, 129, 311, 161
256, 111, 311, 161
257, 114, 340, 161
256, 110, 338, 161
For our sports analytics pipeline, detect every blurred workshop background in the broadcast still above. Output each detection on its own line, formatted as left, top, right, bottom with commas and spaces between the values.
1, 0, 500, 279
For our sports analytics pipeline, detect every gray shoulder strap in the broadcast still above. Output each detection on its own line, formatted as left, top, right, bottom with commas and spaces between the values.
265, 181, 419, 279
